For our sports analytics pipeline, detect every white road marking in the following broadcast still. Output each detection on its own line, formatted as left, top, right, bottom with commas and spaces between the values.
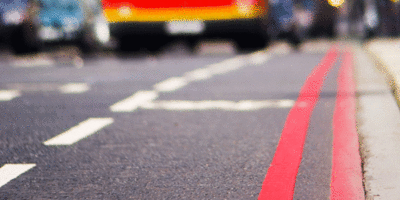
184, 68, 213, 81
110, 44, 292, 113
140, 99, 295, 111
249, 51, 271, 65
207, 57, 245, 75
110, 90, 159, 112
0, 90, 21, 101
59, 83, 90, 94
0, 164, 36, 188
6, 82, 89, 94
6, 83, 60, 92
268, 42, 294, 55
153, 77, 188, 92
44, 118, 114, 146
278, 99, 297, 108
11, 54, 55, 68
11, 59, 55, 68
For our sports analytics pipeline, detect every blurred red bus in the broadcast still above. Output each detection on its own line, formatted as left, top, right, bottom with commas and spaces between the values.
101, 0, 270, 51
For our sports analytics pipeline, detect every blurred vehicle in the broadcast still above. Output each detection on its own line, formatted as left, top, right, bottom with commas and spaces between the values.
363, 0, 379, 38
266, 0, 301, 46
101, 0, 270, 51
373, 0, 400, 37
0, 0, 38, 54
293, 0, 316, 40
311, 0, 337, 38
29, 0, 110, 53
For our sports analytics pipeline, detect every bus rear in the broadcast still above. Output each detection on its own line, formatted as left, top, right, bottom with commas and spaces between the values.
101, 0, 269, 51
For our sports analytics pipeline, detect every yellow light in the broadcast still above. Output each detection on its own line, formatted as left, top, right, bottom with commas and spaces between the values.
328, 0, 345, 7
236, 0, 254, 16
118, 6, 132, 17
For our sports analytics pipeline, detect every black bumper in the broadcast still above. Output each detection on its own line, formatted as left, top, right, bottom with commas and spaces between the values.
109, 18, 264, 37
0, 24, 21, 37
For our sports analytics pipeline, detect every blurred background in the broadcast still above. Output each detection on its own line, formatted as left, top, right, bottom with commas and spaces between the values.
0, 0, 398, 60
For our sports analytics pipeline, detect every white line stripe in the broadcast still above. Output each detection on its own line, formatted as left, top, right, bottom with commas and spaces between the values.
44, 118, 114, 146
109, 51, 276, 112
140, 100, 295, 111
11, 58, 54, 68
59, 83, 90, 94
110, 90, 159, 112
6, 83, 60, 92
183, 68, 213, 81
249, 51, 271, 65
0, 164, 36, 188
153, 77, 188, 92
0, 90, 21, 101
207, 57, 245, 75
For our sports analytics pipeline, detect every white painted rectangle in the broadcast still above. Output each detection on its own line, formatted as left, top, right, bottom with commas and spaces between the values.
141, 99, 295, 111
59, 83, 90, 94
110, 90, 158, 112
0, 90, 20, 101
0, 164, 36, 188
249, 51, 271, 65
153, 77, 188, 92
44, 118, 114, 146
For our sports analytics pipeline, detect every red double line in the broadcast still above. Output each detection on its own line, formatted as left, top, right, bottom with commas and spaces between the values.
330, 51, 364, 199
258, 47, 338, 200
258, 48, 364, 199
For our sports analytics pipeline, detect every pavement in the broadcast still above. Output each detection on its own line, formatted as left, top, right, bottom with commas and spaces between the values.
1, 39, 400, 198
360, 39, 400, 199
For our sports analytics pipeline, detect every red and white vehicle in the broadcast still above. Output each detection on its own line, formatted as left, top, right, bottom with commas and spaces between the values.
101, 0, 270, 51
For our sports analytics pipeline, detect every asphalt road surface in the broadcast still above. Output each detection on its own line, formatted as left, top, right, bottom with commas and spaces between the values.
0, 40, 364, 199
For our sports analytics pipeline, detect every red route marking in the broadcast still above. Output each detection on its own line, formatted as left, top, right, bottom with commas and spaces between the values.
330, 51, 364, 199
258, 46, 338, 200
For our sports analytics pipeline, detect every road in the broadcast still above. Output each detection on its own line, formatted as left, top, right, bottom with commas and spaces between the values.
0, 40, 377, 199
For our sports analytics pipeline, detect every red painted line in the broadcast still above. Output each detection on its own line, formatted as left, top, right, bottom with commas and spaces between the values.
330, 51, 364, 199
258, 46, 338, 200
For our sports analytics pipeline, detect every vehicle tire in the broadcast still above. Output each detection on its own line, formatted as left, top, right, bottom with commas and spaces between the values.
10, 23, 40, 55
117, 35, 142, 52
287, 30, 302, 49
186, 36, 199, 54
364, 28, 376, 40
145, 35, 168, 53
78, 27, 103, 56
234, 32, 269, 52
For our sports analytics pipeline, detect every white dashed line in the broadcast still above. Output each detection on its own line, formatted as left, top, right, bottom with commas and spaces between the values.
110, 90, 159, 112
44, 118, 114, 146
59, 83, 90, 94
0, 164, 36, 188
110, 45, 291, 113
10, 55, 55, 68
207, 57, 245, 75
5, 82, 89, 94
249, 51, 271, 65
183, 68, 213, 81
153, 77, 188, 92
140, 99, 295, 111
0, 90, 21, 101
